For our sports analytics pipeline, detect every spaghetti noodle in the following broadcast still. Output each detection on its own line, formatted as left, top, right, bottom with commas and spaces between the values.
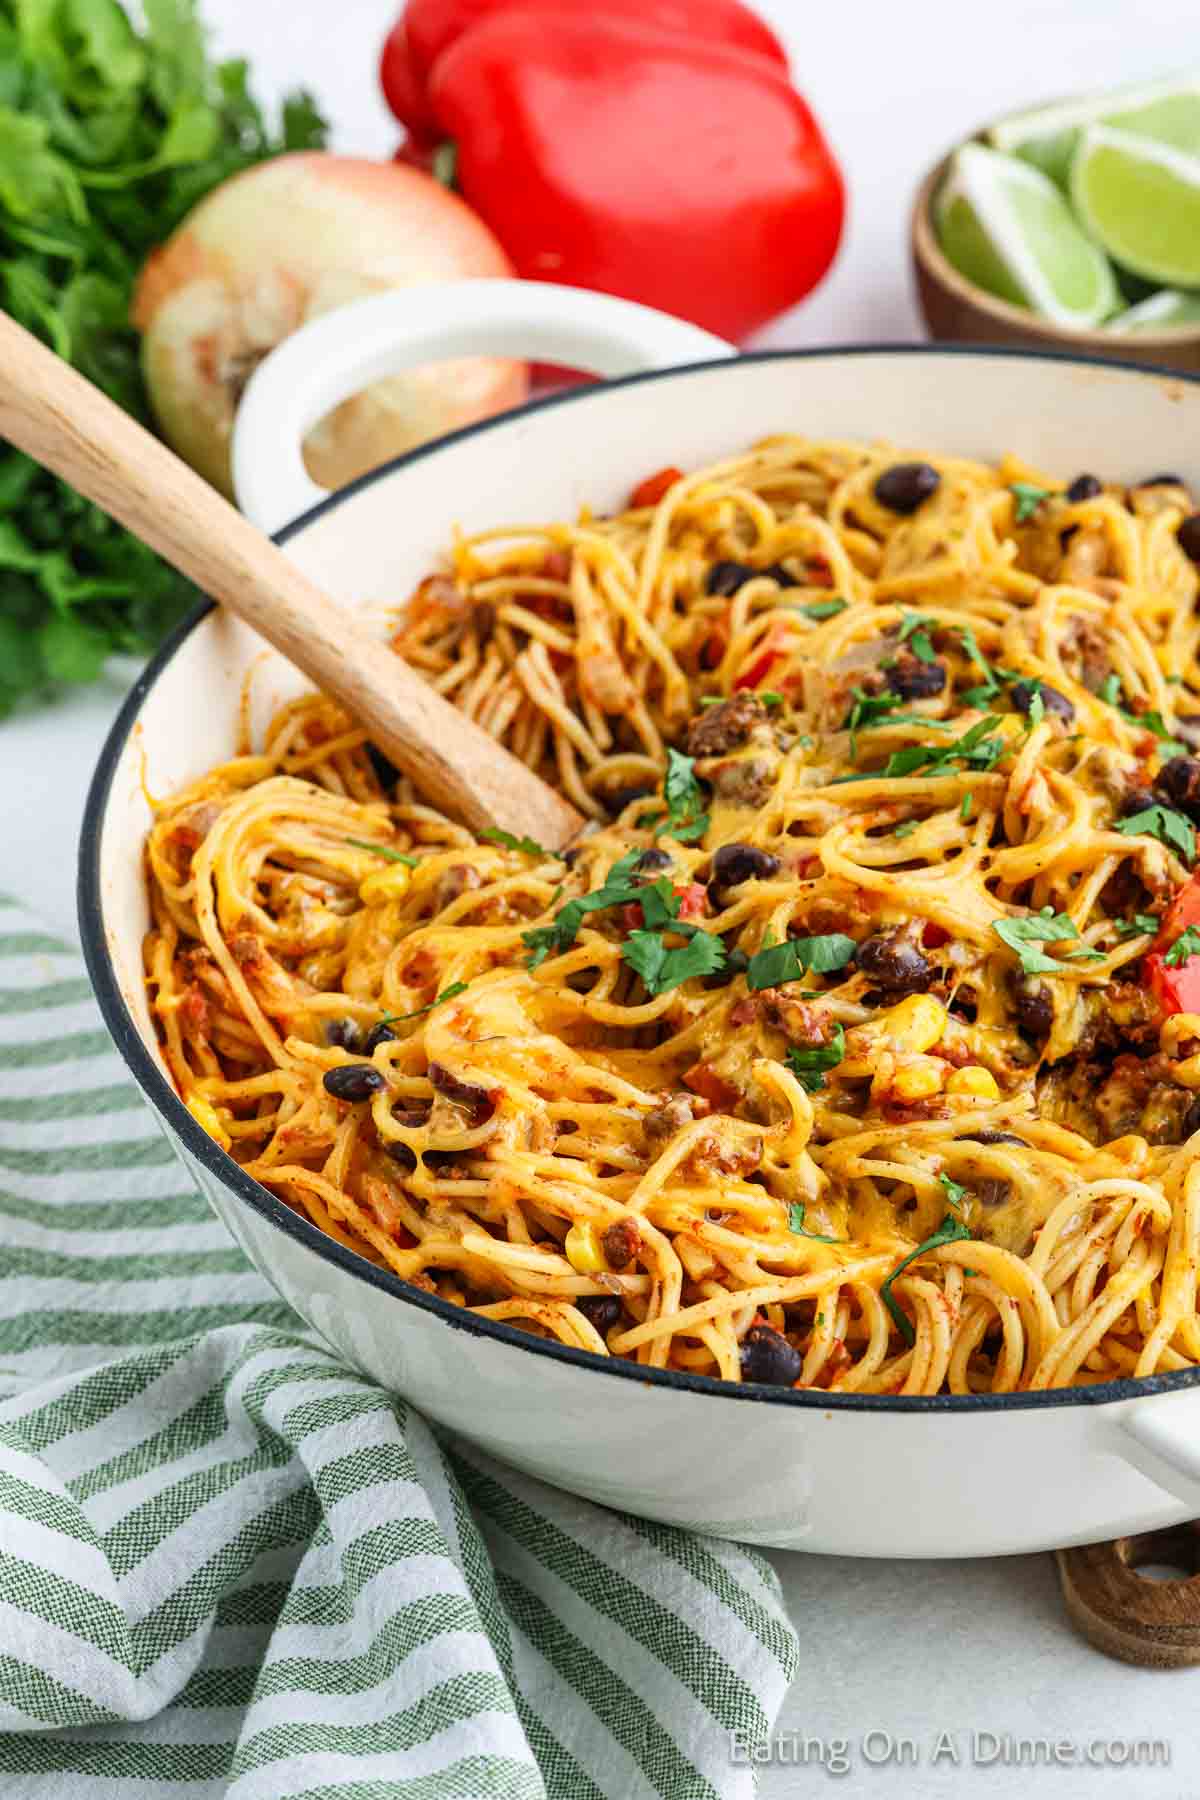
145, 436, 1200, 1394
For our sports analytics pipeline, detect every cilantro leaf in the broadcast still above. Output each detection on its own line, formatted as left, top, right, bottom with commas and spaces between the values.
1098, 681, 1187, 753
1010, 482, 1053, 523
785, 1024, 845, 1092
1098, 673, 1122, 706
1165, 925, 1200, 968
894, 819, 920, 839
881, 1214, 973, 1345
939, 1173, 966, 1210
653, 747, 709, 843
992, 907, 1086, 976
1115, 805, 1196, 864
797, 597, 847, 621
747, 933, 856, 990
758, 691, 784, 708
379, 982, 469, 1026
1026, 687, 1045, 729
787, 1200, 845, 1241
480, 828, 560, 858
898, 613, 937, 663
622, 927, 726, 995
881, 715, 1006, 780
522, 850, 650, 968
1115, 913, 1159, 939
346, 838, 418, 867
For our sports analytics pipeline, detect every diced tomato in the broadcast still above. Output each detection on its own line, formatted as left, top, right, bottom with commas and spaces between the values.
922, 922, 950, 948
683, 1061, 739, 1112
806, 558, 834, 587
676, 882, 708, 921
630, 466, 683, 509
621, 902, 644, 933
1146, 876, 1200, 1014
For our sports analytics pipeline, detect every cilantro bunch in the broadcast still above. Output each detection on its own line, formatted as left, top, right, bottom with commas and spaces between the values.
0, 0, 324, 713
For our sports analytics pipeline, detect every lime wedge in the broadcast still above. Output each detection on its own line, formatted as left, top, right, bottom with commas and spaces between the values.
1072, 125, 1200, 287
936, 143, 1119, 326
989, 74, 1200, 188
1107, 287, 1200, 332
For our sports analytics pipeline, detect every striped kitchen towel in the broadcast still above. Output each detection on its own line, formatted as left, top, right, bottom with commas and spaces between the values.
0, 895, 798, 1800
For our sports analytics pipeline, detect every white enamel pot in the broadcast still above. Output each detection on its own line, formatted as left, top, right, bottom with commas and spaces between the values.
80, 279, 1200, 1556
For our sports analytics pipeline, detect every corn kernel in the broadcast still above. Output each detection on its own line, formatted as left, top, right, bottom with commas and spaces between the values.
359, 864, 411, 905
564, 1221, 605, 1275
892, 1059, 945, 1101
884, 994, 948, 1055
186, 1093, 231, 1151
946, 1065, 1000, 1100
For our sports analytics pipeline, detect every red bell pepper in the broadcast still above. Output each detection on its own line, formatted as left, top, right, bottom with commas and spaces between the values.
382, 0, 788, 140
380, 4, 843, 343
1145, 875, 1200, 1014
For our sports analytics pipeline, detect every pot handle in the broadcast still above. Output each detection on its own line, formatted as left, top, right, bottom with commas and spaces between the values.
231, 280, 735, 534
1119, 1386, 1200, 1504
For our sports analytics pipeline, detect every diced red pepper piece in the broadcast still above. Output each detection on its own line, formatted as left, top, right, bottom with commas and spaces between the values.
630, 466, 684, 509
1146, 874, 1200, 1013
675, 882, 708, 921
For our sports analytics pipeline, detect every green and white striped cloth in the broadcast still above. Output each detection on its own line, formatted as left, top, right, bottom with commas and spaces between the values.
0, 896, 798, 1799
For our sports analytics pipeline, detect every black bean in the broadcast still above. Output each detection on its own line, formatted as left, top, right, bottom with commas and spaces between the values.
1154, 756, 1200, 822
1011, 680, 1074, 725
577, 1294, 623, 1333
325, 1018, 363, 1052
604, 784, 655, 817
705, 560, 792, 597
1122, 784, 1157, 819
855, 930, 933, 996
365, 743, 400, 791
1177, 514, 1200, 564
1066, 474, 1103, 503
1174, 715, 1200, 752
323, 1064, 386, 1102
1140, 473, 1185, 489
1184, 1098, 1200, 1139
708, 842, 782, 902
873, 462, 940, 515
633, 847, 674, 874
706, 560, 758, 597
886, 653, 946, 700
1013, 981, 1053, 1039
364, 1021, 397, 1055
428, 1061, 493, 1120
385, 1141, 417, 1172
958, 1130, 1027, 1147
740, 1323, 803, 1386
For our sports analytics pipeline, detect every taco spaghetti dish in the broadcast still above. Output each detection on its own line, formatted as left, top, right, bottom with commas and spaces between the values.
145, 438, 1200, 1395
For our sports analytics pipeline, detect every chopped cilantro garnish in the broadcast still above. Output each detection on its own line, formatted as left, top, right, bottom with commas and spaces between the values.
845, 685, 904, 756
1098, 673, 1121, 706
960, 793, 973, 822
1165, 925, 1200, 968
379, 982, 469, 1026
787, 1201, 845, 1242
798, 597, 848, 621
992, 907, 1088, 976
1026, 687, 1045, 729
480, 828, 559, 858
655, 747, 709, 843
759, 691, 785, 708
881, 715, 1006, 780
785, 1025, 845, 1093
1115, 804, 1196, 864
346, 839, 419, 867
939, 1173, 966, 1210
1010, 482, 1053, 523
898, 613, 938, 663
747, 933, 856, 990
1098, 681, 1187, 753
894, 820, 920, 839
881, 1214, 973, 1345
622, 927, 726, 995
522, 850, 650, 968
1115, 913, 1159, 939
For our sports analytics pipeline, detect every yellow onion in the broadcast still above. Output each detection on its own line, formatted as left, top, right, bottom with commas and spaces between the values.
132, 152, 527, 498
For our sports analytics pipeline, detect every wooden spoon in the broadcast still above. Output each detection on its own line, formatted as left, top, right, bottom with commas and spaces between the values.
0, 313, 582, 847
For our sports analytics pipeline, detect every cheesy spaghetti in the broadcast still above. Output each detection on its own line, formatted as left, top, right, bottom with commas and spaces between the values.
145, 436, 1200, 1395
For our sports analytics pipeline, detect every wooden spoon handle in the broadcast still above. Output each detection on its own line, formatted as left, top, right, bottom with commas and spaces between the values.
1056, 1524, 1200, 1667
0, 313, 582, 846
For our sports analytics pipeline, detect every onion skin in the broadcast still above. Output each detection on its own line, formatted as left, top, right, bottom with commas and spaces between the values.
132, 152, 527, 499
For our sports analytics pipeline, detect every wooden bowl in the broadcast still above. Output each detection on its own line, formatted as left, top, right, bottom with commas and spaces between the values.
912, 142, 1200, 372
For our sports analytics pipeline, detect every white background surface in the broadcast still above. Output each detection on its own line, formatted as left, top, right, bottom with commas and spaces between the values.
6, 2, 1200, 1793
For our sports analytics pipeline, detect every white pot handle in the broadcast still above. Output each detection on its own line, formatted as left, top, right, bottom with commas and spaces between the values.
232, 280, 735, 533
1119, 1386, 1200, 1504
